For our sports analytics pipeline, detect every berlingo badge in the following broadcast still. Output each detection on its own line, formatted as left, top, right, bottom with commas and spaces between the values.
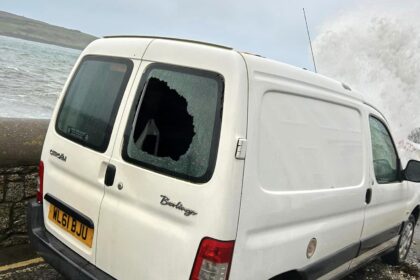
160, 195, 197, 217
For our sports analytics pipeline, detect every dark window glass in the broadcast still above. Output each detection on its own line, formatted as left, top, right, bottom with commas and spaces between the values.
123, 64, 224, 182
369, 116, 399, 183
56, 56, 133, 152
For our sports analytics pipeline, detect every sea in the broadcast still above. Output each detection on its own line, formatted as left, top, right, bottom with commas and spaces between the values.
1, 8, 420, 161
0, 35, 80, 119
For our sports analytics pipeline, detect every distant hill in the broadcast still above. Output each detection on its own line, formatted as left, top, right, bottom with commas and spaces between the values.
0, 11, 97, 50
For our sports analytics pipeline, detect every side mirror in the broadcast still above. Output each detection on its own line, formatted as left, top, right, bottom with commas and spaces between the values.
403, 160, 420, 182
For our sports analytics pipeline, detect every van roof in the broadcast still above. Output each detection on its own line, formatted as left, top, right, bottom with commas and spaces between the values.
239, 52, 364, 102
103, 35, 233, 50
101, 35, 365, 102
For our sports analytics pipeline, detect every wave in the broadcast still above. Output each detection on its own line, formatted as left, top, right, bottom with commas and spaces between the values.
313, 3, 420, 162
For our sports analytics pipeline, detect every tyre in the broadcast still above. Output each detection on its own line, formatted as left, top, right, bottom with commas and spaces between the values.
382, 214, 416, 265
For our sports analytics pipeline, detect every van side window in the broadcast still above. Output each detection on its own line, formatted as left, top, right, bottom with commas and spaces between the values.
123, 64, 224, 182
56, 56, 133, 152
369, 116, 399, 183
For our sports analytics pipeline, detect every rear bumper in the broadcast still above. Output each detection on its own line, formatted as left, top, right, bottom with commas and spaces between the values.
27, 199, 114, 280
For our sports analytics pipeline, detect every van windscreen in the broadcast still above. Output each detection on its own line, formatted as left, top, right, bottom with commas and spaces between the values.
56, 56, 133, 152
123, 64, 224, 183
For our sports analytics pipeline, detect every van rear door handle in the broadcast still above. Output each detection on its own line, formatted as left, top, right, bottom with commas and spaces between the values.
105, 164, 116, 187
365, 188, 372, 204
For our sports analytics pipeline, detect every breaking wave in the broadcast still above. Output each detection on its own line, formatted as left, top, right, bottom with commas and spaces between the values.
313, 3, 420, 162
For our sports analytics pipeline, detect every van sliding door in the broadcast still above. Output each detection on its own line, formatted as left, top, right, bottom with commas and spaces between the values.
231, 83, 367, 279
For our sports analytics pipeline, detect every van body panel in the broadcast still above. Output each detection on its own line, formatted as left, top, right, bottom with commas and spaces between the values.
41, 42, 147, 264
230, 54, 368, 279
94, 39, 248, 279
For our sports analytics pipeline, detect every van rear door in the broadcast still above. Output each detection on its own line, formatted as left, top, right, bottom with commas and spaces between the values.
95, 39, 248, 280
41, 52, 140, 264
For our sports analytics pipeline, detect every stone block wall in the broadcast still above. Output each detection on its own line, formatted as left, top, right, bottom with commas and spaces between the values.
0, 166, 38, 247
0, 117, 48, 248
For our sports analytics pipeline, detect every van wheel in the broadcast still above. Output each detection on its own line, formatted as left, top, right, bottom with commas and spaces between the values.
382, 215, 416, 265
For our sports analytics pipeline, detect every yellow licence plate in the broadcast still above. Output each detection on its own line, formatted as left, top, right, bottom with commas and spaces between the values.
48, 205, 94, 248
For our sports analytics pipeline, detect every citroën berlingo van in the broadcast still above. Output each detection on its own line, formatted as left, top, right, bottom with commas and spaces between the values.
28, 36, 420, 280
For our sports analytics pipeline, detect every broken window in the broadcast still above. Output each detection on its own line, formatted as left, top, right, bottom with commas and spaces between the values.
123, 64, 224, 182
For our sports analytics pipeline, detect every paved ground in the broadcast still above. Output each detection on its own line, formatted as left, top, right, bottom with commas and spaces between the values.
0, 244, 63, 280
0, 223, 419, 280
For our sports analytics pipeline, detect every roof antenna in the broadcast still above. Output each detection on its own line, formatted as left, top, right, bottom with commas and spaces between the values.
303, 8, 317, 73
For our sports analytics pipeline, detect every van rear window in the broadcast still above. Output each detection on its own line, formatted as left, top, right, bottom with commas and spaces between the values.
56, 56, 133, 152
122, 64, 224, 183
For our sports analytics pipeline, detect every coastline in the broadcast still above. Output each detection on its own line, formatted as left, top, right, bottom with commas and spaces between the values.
0, 10, 97, 50
0, 32, 88, 51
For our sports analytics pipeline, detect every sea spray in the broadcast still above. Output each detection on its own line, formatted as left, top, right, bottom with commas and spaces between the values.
313, 4, 420, 162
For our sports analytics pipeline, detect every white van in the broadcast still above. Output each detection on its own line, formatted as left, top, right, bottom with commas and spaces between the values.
28, 36, 420, 280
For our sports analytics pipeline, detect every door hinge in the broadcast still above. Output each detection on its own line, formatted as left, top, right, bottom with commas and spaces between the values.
235, 138, 247, 160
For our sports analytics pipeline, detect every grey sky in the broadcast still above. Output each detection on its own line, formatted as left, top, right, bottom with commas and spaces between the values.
1, 0, 360, 69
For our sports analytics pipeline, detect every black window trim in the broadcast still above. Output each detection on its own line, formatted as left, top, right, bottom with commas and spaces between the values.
121, 62, 225, 184
368, 114, 402, 184
55, 55, 134, 153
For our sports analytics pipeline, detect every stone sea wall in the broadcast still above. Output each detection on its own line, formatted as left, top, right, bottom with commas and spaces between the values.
0, 118, 48, 248
0, 166, 38, 247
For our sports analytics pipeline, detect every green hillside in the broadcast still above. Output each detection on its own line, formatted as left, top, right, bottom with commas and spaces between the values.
0, 11, 97, 50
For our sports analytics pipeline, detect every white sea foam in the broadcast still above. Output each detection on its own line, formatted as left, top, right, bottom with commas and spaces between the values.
313, 2, 420, 162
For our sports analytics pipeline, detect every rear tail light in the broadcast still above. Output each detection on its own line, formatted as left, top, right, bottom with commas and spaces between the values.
190, 238, 235, 280
37, 161, 44, 204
